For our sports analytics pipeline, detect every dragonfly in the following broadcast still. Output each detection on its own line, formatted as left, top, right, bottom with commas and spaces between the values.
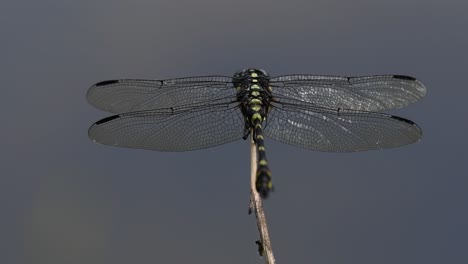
87, 68, 426, 198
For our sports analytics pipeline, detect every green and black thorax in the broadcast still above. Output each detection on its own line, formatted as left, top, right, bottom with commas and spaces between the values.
233, 68, 273, 135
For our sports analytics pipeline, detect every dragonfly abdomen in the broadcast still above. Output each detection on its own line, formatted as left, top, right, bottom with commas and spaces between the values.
252, 119, 273, 198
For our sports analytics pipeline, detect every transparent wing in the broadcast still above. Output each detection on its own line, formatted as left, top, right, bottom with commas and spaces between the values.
87, 76, 234, 113
88, 103, 245, 152
270, 75, 426, 112
264, 101, 422, 152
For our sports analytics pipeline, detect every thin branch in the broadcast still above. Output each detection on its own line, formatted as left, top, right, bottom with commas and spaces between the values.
250, 133, 275, 264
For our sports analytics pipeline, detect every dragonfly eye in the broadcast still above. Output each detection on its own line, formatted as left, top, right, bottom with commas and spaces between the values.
233, 69, 248, 86
234, 68, 250, 78
259, 69, 270, 77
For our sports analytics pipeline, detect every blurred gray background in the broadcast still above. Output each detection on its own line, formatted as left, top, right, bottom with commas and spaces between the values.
1, 0, 467, 263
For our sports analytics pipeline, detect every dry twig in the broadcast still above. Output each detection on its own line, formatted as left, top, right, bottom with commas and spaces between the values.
249, 133, 275, 264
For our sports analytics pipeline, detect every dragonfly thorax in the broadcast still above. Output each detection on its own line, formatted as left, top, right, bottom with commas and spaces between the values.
233, 69, 272, 140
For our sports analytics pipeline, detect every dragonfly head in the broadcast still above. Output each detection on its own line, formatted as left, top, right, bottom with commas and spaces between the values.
233, 68, 270, 87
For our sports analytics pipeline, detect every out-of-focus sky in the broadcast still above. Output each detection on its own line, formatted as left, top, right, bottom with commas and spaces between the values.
1, 0, 467, 263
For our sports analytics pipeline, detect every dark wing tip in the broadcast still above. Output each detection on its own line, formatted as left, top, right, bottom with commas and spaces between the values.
94, 115, 120, 125
87, 80, 120, 111
393, 75, 417, 81
94, 80, 119, 87
88, 115, 121, 142
390, 115, 423, 136
390, 115, 416, 125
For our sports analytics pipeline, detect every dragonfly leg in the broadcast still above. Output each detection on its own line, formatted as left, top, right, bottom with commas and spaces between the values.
242, 122, 251, 140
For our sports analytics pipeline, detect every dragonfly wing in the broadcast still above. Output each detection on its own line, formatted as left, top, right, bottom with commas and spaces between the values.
87, 76, 234, 113
264, 102, 422, 152
270, 75, 426, 112
88, 103, 245, 152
